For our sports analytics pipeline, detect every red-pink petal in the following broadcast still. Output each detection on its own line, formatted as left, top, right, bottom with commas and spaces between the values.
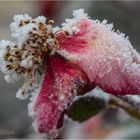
30, 54, 90, 137
57, 11, 140, 94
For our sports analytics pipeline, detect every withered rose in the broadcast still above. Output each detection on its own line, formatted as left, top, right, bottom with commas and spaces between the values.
0, 9, 140, 138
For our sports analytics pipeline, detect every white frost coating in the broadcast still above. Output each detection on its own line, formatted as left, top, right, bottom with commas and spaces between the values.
12, 24, 36, 43
35, 16, 47, 23
28, 87, 40, 116
53, 26, 61, 34
16, 79, 31, 100
10, 14, 47, 43
59, 94, 65, 101
72, 9, 88, 19
15, 68, 44, 100
73, 87, 110, 102
13, 14, 32, 23
27, 74, 45, 135
62, 9, 88, 35
57, 49, 80, 62
0, 40, 19, 83
125, 95, 140, 104
20, 56, 33, 69
88, 87, 110, 101
4, 75, 13, 83
28, 75, 44, 117
0, 40, 14, 60
0, 40, 9, 58
10, 14, 32, 42
16, 88, 29, 100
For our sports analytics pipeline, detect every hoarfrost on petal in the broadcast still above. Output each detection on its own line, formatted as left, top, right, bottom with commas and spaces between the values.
29, 55, 90, 137
61, 9, 89, 35
57, 9, 140, 95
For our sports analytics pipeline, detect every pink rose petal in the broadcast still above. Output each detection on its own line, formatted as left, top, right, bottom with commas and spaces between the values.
57, 16, 140, 94
32, 54, 90, 137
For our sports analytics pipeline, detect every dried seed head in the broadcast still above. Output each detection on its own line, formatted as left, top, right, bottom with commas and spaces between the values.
0, 15, 61, 99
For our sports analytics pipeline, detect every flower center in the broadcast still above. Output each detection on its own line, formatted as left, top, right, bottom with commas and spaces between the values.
4, 19, 59, 78
2, 18, 60, 98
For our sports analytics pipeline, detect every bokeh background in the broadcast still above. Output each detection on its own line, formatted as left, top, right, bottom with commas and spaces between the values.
0, 1, 140, 139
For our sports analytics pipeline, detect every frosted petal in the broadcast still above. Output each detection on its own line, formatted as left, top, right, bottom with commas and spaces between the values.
30, 55, 90, 138
57, 9, 140, 95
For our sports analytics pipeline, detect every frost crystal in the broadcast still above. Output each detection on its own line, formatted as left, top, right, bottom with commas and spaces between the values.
61, 9, 88, 35
73, 9, 88, 18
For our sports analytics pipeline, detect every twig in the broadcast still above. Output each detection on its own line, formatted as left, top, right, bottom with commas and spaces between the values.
108, 95, 140, 120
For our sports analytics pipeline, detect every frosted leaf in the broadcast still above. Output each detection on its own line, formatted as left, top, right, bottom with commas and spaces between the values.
73, 87, 110, 103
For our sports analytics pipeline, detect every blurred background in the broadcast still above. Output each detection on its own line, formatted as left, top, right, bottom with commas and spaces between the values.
0, 1, 140, 139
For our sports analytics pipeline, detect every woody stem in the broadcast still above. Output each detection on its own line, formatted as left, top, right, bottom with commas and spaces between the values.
108, 95, 140, 120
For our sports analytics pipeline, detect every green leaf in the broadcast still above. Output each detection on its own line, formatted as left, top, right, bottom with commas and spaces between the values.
67, 96, 105, 122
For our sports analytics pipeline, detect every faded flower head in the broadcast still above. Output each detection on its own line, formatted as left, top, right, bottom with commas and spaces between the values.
0, 14, 59, 99
0, 9, 140, 138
